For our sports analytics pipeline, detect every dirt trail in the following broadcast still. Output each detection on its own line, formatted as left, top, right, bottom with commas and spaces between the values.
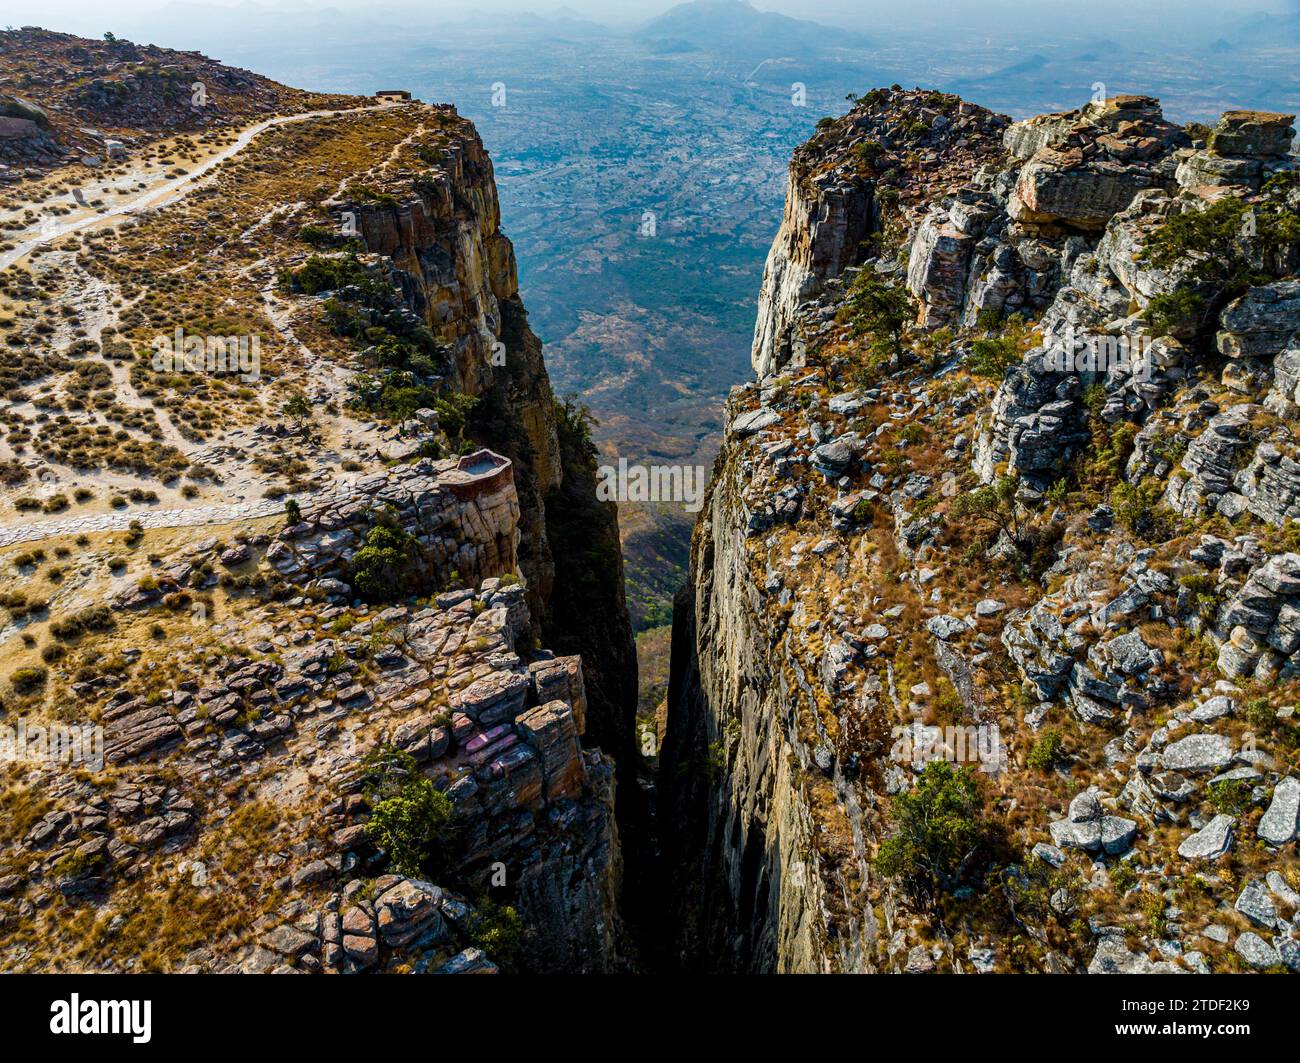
0, 102, 394, 272
0, 100, 424, 549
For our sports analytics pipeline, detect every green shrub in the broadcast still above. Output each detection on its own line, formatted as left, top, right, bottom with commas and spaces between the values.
11, 666, 48, 693
350, 522, 418, 603
351, 371, 438, 422
298, 223, 338, 248
967, 334, 1019, 379
281, 393, 312, 423
1144, 288, 1205, 337
361, 746, 453, 877
952, 474, 1028, 554
1141, 893, 1169, 936
1207, 778, 1251, 816
469, 897, 523, 972
554, 397, 596, 450
1110, 478, 1168, 538
1143, 190, 1300, 343
1110, 861, 1138, 894
1083, 420, 1138, 490
1027, 728, 1066, 772
875, 760, 987, 900
432, 391, 477, 442
284, 253, 381, 298
1244, 698, 1274, 730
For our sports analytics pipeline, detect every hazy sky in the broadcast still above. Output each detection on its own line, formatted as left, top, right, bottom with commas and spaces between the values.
8, 0, 1296, 42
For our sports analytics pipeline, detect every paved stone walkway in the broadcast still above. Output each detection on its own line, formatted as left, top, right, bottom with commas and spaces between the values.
0, 498, 291, 549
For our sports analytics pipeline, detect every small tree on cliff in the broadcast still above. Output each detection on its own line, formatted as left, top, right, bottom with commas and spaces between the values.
843, 270, 914, 369
360, 746, 453, 877
349, 518, 418, 603
1143, 179, 1300, 338
875, 759, 987, 903
281, 392, 312, 425
951, 474, 1030, 555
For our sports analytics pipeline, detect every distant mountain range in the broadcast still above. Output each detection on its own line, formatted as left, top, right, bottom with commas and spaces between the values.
636, 0, 871, 58
1227, 11, 1300, 46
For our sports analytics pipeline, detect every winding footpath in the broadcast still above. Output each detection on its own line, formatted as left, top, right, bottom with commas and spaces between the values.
0, 100, 411, 548
0, 499, 289, 549
0, 102, 389, 273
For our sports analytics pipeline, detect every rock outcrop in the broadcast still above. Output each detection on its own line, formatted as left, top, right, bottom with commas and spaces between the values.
751, 88, 1011, 379
665, 87, 1300, 975
322, 117, 641, 847
0, 38, 637, 975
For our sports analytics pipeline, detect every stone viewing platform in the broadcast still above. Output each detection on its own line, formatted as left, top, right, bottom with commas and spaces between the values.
267, 449, 521, 591
443, 449, 515, 500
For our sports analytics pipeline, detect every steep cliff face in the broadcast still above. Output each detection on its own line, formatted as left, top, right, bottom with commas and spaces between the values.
664, 90, 1012, 973
322, 109, 640, 968
0, 65, 635, 975
750, 173, 874, 380
342, 115, 639, 809
751, 90, 1010, 381
662, 441, 880, 972
664, 88, 1300, 975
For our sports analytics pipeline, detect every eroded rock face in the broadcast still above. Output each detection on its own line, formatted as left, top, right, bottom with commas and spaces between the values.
667, 86, 1300, 977
973, 351, 1086, 488
1004, 96, 1187, 231
906, 190, 1005, 327
9, 568, 626, 972
266, 450, 521, 594
0, 65, 637, 976
1212, 553, 1300, 680
751, 169, 874, 380
1011, 150, 1163, 230
332, 112, 638, 821
1177, 111, 1297, 192
751, 87, 1010, 379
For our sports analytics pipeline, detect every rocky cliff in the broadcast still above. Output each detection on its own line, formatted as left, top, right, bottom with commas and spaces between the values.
333, 122, 638, 775
750, 89, 1011, 380
664, 88, 1300, 974
0, 38, 636, 974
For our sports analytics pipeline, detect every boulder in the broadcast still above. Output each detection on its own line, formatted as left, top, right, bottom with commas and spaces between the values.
733, 407, 781, 436
1234, 880, 1278, 929
1189, 695, 1234, 723
1258, 776, 1299, 846
1089, 936, 1181, 974
1177, 814, 1235, 860
926, 614, 971, 641
1161, 733, 1234, 773
1208, 111, 1296, 158
1234, 931, 1282, 969
375, 878, 447, 947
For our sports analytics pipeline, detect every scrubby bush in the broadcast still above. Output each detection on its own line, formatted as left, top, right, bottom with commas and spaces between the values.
468, 897, 523, 972
1110, 478, 1168, 538
1143, 185, 1300, 342
1027, 728, 1066, 772
350, 522, 418, 603
875, 760, 988, 901
952, 474, 1029, 554
361, 746, 453, 876
1207, 778, 1251, 815
11, 666, 48, 694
